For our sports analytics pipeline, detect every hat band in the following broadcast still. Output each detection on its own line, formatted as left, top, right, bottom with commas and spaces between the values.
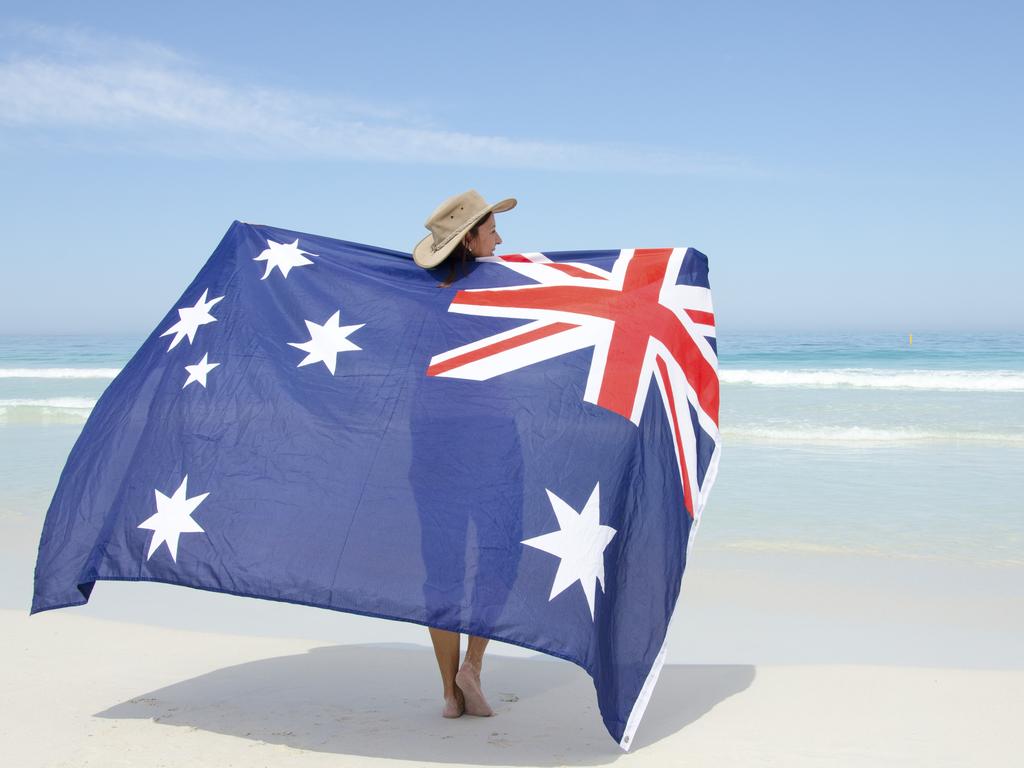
430, 205, 490, 252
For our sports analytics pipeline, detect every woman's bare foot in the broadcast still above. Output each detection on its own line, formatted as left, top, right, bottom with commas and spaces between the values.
455, 660, 494, 717
442, 690, 465, 718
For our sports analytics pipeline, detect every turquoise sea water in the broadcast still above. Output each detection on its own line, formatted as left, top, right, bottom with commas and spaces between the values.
2, 331, 1022, 567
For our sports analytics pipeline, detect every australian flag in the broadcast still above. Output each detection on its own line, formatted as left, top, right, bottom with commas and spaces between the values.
32, 221, 721, 748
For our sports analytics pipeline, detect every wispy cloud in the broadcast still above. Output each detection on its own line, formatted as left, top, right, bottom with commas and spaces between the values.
0, 23, 748, 175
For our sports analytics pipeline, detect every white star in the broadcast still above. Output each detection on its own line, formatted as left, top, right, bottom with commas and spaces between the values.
254, 238, 314, 280
138, 475, 210, 562
183, 353, 220, 388
160, 289, 224, 351
522, 483, 617, 620
288, 310, 364, 374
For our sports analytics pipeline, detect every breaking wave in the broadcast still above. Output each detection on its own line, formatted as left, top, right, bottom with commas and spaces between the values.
723, 424, 1024, 445
0, 368, 120, 379
720, 368, 1024, 392
0, 398, 96, 424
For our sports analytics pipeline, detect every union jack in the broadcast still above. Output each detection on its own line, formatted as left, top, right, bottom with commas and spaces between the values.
428, 248, 721, 520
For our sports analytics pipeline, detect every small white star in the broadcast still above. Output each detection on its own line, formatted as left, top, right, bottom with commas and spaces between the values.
289, 310, 364, 375
254, 238, 314, 280
138, 475, 210, 562
160, 289, 224, 351
522, 483, 617, 620
183, 353, 220, 388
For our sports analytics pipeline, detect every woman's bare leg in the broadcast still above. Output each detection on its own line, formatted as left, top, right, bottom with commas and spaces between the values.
428, 628, 464, 717
456, 635, 494, 716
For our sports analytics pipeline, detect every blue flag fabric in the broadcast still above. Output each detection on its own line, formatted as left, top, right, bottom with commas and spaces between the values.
32, 222, 721, 748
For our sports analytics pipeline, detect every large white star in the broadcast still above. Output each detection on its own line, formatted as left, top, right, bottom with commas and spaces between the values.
522, 483, 617, 620
288, 310, 364, 374
254, 238, 314, 280
160, 289, 224, 351
182, 353, 219, 389
138, 475, 210, 562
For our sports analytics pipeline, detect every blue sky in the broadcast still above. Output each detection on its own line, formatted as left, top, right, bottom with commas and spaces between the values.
1, 0, 1021, 334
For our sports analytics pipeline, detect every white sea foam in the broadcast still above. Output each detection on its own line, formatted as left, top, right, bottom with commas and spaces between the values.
0, 398, 97, 424
0, 367, 120, 379
720, 368, 1024, 392
723, 424, 1024, 445
0, 398, 97, 409
709, 539, 1024, 566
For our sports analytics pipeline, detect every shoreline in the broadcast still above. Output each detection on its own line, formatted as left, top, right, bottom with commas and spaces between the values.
7, 531, 1023, 669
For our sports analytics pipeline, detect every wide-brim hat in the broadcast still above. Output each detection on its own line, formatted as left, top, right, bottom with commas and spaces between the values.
413, 189, 516, 269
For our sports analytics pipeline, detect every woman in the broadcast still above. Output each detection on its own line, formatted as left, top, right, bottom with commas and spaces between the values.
413, 189, 514, 278
412, 190, 517, 718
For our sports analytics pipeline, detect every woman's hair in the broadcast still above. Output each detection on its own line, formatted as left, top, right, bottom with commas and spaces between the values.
439, 214, 492, 288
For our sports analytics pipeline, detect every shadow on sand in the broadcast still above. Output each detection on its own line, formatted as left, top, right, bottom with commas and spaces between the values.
98, 643, 754, 764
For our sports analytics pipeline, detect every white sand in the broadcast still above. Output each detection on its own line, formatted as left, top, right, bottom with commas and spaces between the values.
4, 607, 1021, 767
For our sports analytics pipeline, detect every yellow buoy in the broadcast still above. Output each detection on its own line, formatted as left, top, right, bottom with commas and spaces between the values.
909, 333, 913, 346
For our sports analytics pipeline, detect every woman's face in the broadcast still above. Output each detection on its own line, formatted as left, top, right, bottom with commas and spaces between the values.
465, 215, 502, 259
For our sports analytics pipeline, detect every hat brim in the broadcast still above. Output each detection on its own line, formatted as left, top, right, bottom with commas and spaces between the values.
413, 197, 517, 269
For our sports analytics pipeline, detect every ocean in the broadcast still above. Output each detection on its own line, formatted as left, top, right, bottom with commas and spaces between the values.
711, 332, 1024, 566
3, 331, 1023, 663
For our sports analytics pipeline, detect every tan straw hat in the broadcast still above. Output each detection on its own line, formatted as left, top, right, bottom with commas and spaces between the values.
413, 189, 516, 269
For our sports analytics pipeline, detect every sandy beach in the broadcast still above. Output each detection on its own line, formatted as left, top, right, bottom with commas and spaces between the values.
6, 530, 1024, 768
4, 605, 1022, 767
